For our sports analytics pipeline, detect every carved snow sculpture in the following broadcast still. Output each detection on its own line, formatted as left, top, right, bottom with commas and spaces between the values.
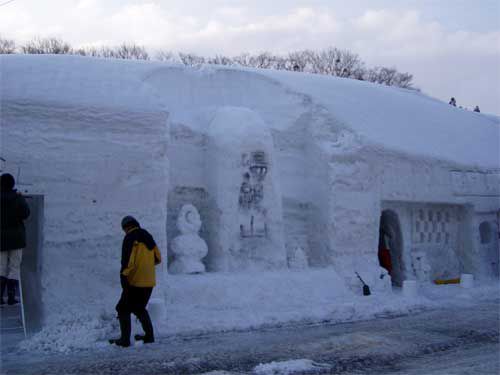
287, 246, 308, 270
169, 204, 208, 274
410, 251, 431, 281
205, 106, 286, 271
239, 151, 269, 238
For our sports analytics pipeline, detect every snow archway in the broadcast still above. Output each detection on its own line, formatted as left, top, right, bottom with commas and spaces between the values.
380, 210, 405, 287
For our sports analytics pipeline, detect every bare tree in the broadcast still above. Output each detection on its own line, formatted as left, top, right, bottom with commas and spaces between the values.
21, 37, 72, 54
250, 52, 275, 69
111, 44, 149, 60
327, 48, 365, 78
287, 51, 309, 72
365, 66, 415, 89
233, 53, 253, 67
155, 50, 179, 63
0, 36, 16, 54
206, 55, 234, 66
392, 71, 414, 89
74, 43, 150, 60
178, 52, 205, 66
9, 35, 416, 90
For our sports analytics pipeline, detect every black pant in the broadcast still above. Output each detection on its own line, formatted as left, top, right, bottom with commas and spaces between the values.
115, 286, 154, 342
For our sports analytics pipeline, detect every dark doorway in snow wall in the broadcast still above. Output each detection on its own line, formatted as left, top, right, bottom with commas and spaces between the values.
20, 195, 44, 336
378, 210, 404, 287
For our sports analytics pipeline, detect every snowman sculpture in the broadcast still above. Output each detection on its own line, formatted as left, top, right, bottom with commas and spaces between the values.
169, 204, 208, 274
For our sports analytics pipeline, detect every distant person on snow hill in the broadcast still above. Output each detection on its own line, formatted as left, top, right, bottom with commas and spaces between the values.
474, 106, 480, 113
449, 97, 457, 106
109, 216, 162, 347
0, 173, 30, 306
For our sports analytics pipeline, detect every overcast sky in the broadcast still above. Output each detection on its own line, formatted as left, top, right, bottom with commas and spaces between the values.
1, 0, 499, 115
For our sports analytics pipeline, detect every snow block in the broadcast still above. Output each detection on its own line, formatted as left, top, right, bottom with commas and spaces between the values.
205, 107, 286, 271
403, 280, 418, 298
460, 274, 474, 289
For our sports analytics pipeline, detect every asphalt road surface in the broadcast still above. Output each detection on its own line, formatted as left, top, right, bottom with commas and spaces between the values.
1, 298, 498, 374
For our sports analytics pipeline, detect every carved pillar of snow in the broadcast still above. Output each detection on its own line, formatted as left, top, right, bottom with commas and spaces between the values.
205, 106, 286, 271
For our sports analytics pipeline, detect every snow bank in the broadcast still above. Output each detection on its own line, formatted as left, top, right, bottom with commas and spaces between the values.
2, 54, 165, 112
19, 274, 499, 353
254, 359, 332, 374
3, 55, 498, 170
258, 68, 500, 169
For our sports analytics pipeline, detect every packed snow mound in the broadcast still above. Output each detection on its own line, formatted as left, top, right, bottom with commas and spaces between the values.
259, 68, 500, 169
1, 54, 166, 113
254, 359, 332, 374
208, 106, 274, 149
1, 54, 498, 168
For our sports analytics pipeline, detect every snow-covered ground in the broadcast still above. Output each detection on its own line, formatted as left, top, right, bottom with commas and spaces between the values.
254, 359, 331, 374
1, 291, 498, 374
6, 279, 499, 355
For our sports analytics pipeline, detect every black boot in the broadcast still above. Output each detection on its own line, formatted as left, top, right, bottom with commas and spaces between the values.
109, 314, 131, 347
7, 279, 19, 305
135, 310, 154, 343
0, 276, 7, 305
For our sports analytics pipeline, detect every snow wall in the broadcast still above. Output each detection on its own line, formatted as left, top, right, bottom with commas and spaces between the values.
1, 55, 499, 346
1, 56, 170, 322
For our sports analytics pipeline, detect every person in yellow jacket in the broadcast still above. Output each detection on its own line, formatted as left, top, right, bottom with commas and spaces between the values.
109, 216, 161, 347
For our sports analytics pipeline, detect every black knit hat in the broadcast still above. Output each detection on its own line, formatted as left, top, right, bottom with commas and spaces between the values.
121, 215, 139, 229
0, 173, 15, 191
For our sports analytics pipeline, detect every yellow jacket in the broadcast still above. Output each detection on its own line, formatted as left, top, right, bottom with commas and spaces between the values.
121, 227, 161, 287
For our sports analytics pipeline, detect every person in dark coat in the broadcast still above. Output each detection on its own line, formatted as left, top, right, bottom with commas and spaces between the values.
109, 216, 161, 347
0, 173, 30, 305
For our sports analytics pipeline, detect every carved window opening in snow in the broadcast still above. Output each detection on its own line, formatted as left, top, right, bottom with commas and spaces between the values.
479, 221, 492, 244
239, 151, 268, 238
413, 208, 452, 245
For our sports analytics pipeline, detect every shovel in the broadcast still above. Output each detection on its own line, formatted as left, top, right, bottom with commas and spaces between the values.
355, 272, 371, 296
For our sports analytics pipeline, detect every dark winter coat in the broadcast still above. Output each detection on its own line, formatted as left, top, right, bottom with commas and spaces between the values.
0, 189, 30, 251
121, 226, 161, 288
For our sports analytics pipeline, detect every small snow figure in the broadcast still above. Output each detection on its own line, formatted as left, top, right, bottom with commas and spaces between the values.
449, 97, 457, 106
287, 246, 308, 270
169, 204, 208, 274
109, 216, 162, 348
474, 106, 480, 113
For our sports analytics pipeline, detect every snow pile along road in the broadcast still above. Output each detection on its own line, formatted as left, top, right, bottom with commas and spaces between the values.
253, 359, 332, 374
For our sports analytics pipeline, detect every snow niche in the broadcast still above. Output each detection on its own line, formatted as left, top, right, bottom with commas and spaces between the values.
287, 246, 309, 270
205, 107, 286, 271
169, 204, 208, 274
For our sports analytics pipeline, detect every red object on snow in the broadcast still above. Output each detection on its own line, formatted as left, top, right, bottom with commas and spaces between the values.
378, 248, 392, 274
